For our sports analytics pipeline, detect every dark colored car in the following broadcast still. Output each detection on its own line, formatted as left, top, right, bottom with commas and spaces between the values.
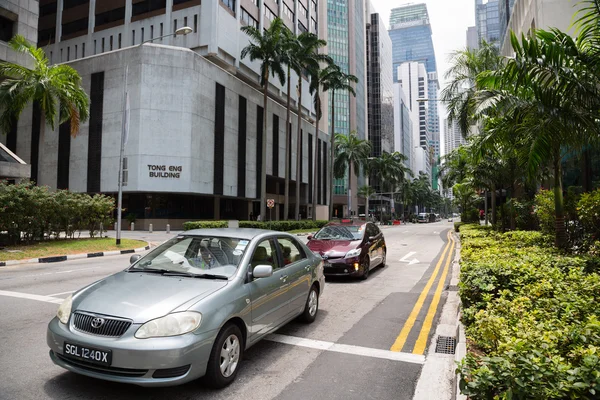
306, 221, 386, 280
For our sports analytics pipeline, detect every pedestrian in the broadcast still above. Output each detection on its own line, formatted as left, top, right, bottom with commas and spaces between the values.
249, 211, 254, 221
257, 214, 261, 222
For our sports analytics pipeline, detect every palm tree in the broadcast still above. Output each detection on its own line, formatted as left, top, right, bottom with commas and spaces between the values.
0, 35, 89, 138
320, 64, 358, 219
280, 27, 298, 220
291, 33, 328, 221
241, 18, 287, 221
370, 151, 412, 219
333, 132, 371, 218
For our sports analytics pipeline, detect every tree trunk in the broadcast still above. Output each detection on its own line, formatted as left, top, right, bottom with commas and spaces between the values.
510, 182, 516, 230
491, 183, 497, 227
328, 90, 336, 220
347, 162, 352, 218
295, 78, 303, 221
284, 65, 292, 220
260, 72, 269, 221
554, 153, 566, 249
312, 89, 320, 221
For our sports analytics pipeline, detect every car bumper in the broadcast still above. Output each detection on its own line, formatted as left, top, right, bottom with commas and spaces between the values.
47, 317, 217, 387
322, 258, 361, 277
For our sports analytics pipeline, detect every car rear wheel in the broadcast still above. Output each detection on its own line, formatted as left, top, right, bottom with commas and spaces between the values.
300, 285, 319, 323
360, 256, 370, 280
380, 249, 387, 267
204, 323, 243, 388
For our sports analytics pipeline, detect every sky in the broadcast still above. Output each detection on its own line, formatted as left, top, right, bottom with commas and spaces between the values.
370, 0, 475, 90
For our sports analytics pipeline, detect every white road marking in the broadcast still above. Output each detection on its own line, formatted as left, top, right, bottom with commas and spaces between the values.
0, 290, 63, 304
399, 252, 417, 262
47, 290, 75, 297
266, 334, 425, 365
0, 265, 109, 281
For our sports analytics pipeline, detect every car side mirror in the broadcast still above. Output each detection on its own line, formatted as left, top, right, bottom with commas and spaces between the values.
130, 254, 141, 265
252, 265, 273, 279
307, 235, 313, 240
368, 236, 377, 242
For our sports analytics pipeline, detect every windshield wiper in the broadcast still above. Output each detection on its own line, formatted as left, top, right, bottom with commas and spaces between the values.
128, 267, 171, 274
191, 273, 229, 280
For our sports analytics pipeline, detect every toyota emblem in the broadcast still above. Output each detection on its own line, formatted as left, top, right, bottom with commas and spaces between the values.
321, 254, 328, 260
91, 317, 105, 329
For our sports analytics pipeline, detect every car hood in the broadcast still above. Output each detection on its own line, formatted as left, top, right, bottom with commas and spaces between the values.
307, 239, 361, 257
73, 271, 228, 323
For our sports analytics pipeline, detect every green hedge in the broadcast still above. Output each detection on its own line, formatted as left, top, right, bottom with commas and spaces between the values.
183, 220, 329, 232
458, 224, 600, 399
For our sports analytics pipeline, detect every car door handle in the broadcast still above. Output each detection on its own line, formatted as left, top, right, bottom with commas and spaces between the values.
305, 266, 310, 271
280, 275, 288, 282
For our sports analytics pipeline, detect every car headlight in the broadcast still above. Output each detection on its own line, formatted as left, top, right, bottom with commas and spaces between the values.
135, 311, 202, 339
57, 295, 73, 324
345, 248, 362, 258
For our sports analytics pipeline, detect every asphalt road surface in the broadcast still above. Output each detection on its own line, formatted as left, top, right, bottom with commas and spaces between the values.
0, 221, 455, 400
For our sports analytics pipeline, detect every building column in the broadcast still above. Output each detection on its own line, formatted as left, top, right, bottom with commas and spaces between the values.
214, 196, 221, 220
53, 0, 63, 61
165, 0, 173, 45
86, 0, 95, 57
123, 0, 132, 46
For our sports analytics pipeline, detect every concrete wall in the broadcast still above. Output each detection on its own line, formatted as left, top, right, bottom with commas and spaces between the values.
0, 0, 38, 67
30, 44, 328, 200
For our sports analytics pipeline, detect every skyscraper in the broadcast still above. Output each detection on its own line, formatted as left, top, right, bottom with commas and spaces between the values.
498, 0, 516, 45
388, 3, 439, 185
467, 26, 479, 50
327, 0, 368, 217
475, 0, 501, 45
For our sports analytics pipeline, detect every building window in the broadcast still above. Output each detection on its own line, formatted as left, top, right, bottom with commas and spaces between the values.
75, 44, 78, 58
241, 7, 258, 28
40, 2, 58, 17
95, 7, 126, 27
283, 2, 294, 21
109, 35, 113, 50
67, 47, 70, 61
94, 39, 97, 54
298, 21, 307, 33
150, 25, 154, 39
118, 33, 122, 48
132, 30, 135, 45
141, 27, 145, 42
299, 2, 308, 17
194, 15, 198, 32
311, 17, 317, 34
63, 0, 88, 9
312, 0, 317, 12
251, 0, 260, 6
184, 16, 187, 28
221, 0, 236, 13
264, 6, 276, 21
132, 0, 167, 17
174, 19, 178, 33
160, 22, 164, 36
101, 37, 105, 52
61, 18, 89, 37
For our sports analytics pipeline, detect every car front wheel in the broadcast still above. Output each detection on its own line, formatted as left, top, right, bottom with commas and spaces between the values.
360, 256, 370, 280
204, 323, 243, 388
300, 285, 319, 323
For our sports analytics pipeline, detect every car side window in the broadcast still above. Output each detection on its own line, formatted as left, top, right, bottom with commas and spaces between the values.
276, 238, 306, 266
371, 224, 381, 236
250, 239, 281, 271
365, 224, 375, 238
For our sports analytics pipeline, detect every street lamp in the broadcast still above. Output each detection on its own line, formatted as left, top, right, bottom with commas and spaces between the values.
115, 27, 193, 245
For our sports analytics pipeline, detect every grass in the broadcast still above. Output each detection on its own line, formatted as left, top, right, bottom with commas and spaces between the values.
0, 238, 148, 261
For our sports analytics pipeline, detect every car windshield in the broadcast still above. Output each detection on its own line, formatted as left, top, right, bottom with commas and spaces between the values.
129, 235, 250, 278
314, 225, 363, 240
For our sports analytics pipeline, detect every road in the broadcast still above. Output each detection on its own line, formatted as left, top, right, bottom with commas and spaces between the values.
0, 222, 455, 400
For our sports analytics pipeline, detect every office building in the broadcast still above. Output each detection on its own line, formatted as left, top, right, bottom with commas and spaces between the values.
4, 0, 331, 227
498, 0, 515, 45
328, 0, 368, 218
388, 3, 439, 184
393, 83, 413, 171
475, 0, 501, 45
443, 118, 467, 156
501, 0, 582, 56
467, 26, 479, 50
397, 62, 430, 178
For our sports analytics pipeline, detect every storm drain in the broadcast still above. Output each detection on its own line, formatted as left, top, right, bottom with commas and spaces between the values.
435, 335, 457, 354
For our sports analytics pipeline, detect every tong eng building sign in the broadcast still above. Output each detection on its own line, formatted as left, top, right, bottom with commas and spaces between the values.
148, 164, 183, 178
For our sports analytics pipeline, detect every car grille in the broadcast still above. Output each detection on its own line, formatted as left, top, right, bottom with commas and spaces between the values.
72, 312, 132, 337
324, 264, 351, 274
55, 352, 148, 377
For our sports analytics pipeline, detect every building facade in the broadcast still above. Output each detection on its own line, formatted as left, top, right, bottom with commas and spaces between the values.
498, 0, 516, 45
397, 62, 430, 178
393, 83, 412, 170
466, 25, 479, 50
500, 0, 582, 56
0, 0, 38, 181
4, 0, 332, 226
327, 0, 368, 218
475, 0, 501, 45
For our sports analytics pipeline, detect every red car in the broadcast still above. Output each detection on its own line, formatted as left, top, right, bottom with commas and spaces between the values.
306, 221, 386, 280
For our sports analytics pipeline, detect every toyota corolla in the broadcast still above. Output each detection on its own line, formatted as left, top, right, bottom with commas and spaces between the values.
47, 229, 325, 388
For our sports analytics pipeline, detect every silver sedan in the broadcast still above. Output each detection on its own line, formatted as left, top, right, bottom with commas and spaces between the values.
47, 228, 325, 388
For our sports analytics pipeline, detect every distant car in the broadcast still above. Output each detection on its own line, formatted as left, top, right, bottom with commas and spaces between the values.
417, 213, 429, 223
47, 229, 325, 388
306, 220, 386, 280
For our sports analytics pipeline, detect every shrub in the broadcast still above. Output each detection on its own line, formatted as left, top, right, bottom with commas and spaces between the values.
183, 220, 328, 232
578, 189, 600, 241
533, 189, 555, 236
458, 224, 600, 399
454, 221, 464, 232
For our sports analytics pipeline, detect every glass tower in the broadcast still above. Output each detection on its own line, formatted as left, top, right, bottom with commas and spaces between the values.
476, 0, 501, 45
498, 0, 515, 45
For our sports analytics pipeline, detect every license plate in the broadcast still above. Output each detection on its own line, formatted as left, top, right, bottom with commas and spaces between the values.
64, 342, 112, 366
323, 261, 331, 268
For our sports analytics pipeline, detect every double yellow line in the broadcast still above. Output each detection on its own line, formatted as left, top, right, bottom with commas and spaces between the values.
390, 231, 455, 355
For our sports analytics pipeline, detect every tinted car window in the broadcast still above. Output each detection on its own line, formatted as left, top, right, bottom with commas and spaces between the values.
250, 239, 281, 270
314, 225, 364, 240
276, 238, 306, 266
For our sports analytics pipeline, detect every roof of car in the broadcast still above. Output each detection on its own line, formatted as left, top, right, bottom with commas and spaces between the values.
183, 228, 292, 240
326, 220, 366, 227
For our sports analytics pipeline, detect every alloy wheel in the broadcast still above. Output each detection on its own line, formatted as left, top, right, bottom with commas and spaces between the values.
308, 289, 318, 317
220, 334, 240, 378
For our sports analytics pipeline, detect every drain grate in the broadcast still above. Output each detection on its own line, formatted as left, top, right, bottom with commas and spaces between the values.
435, 335, 457, 354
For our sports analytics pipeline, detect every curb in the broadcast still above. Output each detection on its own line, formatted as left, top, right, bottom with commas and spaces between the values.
0, 245, 151, 267
451, 231, 467, 400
